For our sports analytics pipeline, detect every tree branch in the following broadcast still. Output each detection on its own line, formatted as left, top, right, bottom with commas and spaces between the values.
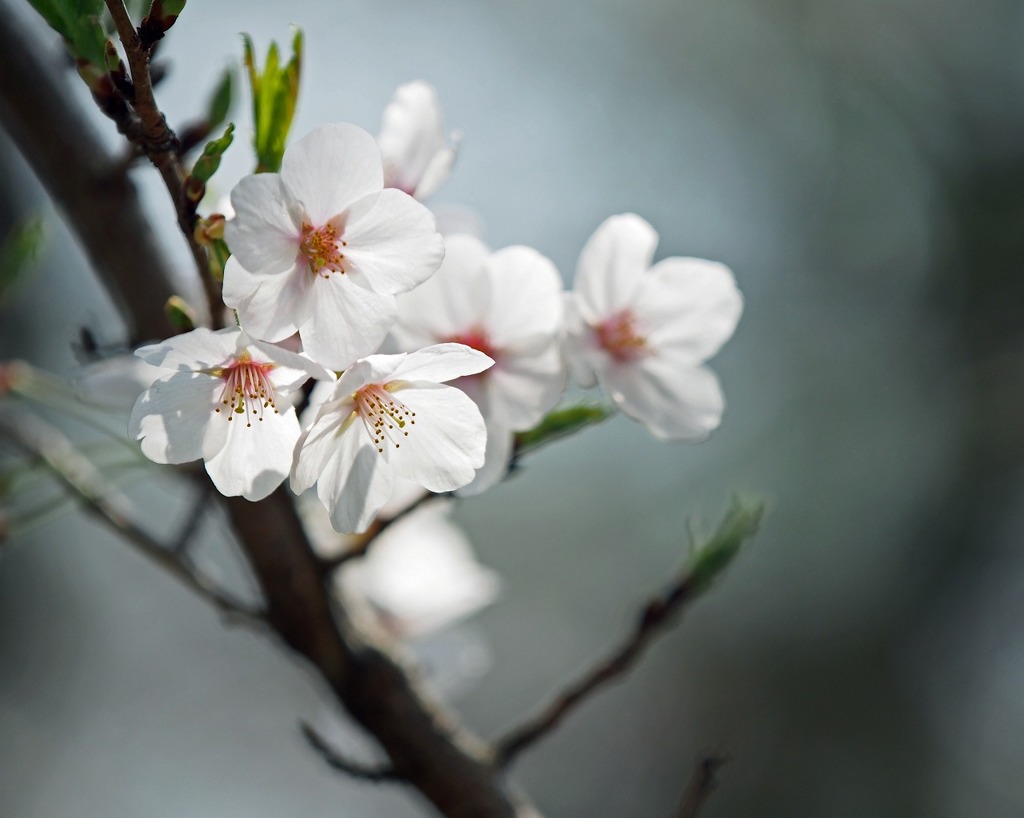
300, 721, 400, 782
493, 502, 762, 767
673, 755, 726, 818
103, 0, 222, 326
0, 411, 262, 625
0, 10, 177, 343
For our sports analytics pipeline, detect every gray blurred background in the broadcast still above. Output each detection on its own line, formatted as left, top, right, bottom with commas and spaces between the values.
2, 0, 1024, 815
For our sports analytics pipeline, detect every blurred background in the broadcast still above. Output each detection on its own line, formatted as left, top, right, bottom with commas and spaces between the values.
2, 0, 1024, 815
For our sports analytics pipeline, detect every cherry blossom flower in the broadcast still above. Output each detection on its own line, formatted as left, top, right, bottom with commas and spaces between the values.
391, 235, 565, 492
129, 327, 330, 501
378, 81, 460, 201
292, 344, 492, 533
222, 123, 445, 369
564, 214, 743, 441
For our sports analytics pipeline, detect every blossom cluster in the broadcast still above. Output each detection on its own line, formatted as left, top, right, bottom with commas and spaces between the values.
128, 81, 743, 534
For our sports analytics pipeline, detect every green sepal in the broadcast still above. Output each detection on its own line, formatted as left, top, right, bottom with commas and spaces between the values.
185, 123, 235, 203
687, 498, 764, 592
514, 404, 613, 454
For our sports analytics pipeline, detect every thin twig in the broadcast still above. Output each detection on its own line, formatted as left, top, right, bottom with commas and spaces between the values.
103, 0, 222, 327
0, 413, 262, 626
299, 722, 400, 782
492, 501, 762, 768
673, 755, 727, 818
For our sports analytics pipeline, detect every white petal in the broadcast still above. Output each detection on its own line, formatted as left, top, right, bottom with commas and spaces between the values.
224, 174, 302, 275
575, 213, 658, 320
129, 371, 220, 464
456, 422, 514, 497
204, 407, 300, 500
249, 338, 335, 384
342, 503, 499, 636
485, 245, 563, 347
562, 294, 599, 389
291, 403, 351, 494
342, 189, 445, 294
635, 257, 743, 364
378, 81, 447, 195
135, 327, 241, 372
393, 234, 491, 345
601, 358, 725, 441
413, 143, 458, 200
281, 124, 383, 225
298, 275, 397, 370
223, 256, 306, 343
386, 383, 487, 491
388, 343, 493, 384
318, 425, 395, 533
486, 341, 566, 429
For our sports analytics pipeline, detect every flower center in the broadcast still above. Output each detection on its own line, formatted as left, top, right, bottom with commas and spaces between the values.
299, 222, 347, 278
445, 327, 498, 366
212, 353, 279, 427
595, 309, 648, 363
354, 383, 416, 453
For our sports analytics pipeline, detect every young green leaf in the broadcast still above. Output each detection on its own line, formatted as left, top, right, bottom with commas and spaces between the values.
242, 30, 303, 173
27, 0, 107, 65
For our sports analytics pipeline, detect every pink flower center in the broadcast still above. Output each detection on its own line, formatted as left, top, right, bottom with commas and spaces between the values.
299, 222, 347, 278
212, 353, 279, 427
595, 309, 648, 363
354, 383, 416, 454
445, 328, 498, 377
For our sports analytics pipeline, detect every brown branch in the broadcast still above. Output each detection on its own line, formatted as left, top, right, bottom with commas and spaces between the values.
493, 502, 761, 767
103, 0, 222, 327
0, 412, 262, 625
300, 722, 400, 782
0, 11, 177, 343
673, 755, 727, 818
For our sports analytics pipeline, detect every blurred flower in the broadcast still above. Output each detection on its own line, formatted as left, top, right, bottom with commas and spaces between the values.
378, 81, 461, 201
322, 500, 501, 640
392, 235, 565, 492
292, 344, 491, 533
564, 214, 743, 440
222, 123, 445, 369
129, 326, 330, 500
74, 355, 163, 414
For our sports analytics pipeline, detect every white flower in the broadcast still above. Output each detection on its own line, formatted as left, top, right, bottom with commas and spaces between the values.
564, 214, 743, 440
292, 344, 492, 533
391, 235, 565, 493
129, 327, 330, 501
378, 81, 460, 200
222, 123, 445, 369
336, 501, 500, 640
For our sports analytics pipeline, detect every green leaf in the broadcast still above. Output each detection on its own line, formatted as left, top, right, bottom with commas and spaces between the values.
205, 68, 233, 131
514, 404, 613, 454
242, 30, 303, 173
688, 498, 764, 592
27, 0, 107, 65
0, 217, 46, 304
185, 123, 235, 202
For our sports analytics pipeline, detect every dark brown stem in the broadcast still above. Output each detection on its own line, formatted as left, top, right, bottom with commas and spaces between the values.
300, 722, 400, 782
103, 0, 222, 326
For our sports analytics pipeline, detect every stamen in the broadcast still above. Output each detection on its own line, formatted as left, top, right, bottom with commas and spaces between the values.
299, 222, 346, 278
353, 383, 416, 453
595, 309, 648, 363
211, 353, 279, 428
